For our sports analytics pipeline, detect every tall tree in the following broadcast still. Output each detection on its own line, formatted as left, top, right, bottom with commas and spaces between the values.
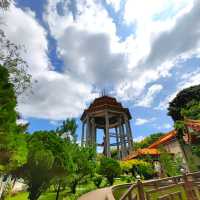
17, 132, 73, 200
168, 85, 200, 121
0, 65, 27, 174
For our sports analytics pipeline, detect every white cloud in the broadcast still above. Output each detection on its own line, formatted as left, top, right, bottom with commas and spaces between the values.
0, 4, 49, 76
16, 119, 28, 125
117, 0, 200, 104
157, 68, 200, 110
133, 136, 145, 142
156, 123, 172, 131
135, 117, 156, 126
1, 0, 200, 121
136, 84, 163, 107
1, 3, 97, 120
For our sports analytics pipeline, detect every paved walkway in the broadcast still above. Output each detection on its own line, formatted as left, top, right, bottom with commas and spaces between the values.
78, 187, 115, 200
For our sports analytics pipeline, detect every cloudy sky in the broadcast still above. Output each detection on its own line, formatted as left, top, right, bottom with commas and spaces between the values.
1, 0, 200, 143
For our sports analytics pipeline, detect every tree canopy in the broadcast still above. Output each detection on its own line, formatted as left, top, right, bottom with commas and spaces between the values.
0, 65, 27, 174
18, 131, 74, 200
168, 84, 200, 121
133, 132, 163, 150
99, 157, 121, 185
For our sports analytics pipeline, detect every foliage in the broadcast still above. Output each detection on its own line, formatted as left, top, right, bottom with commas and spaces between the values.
110, 148, 118, 159
18, 132, 73, 200
133, 133, 163, 150
181, 101, 200, 120
0, 30, 31, 95
191, 144, 200, 157
120, 159, 154, 179
0, 65, 17, 132
66, 146, 96, 193
92, 174, 103, 188
0, 65, 28, 174
99, 157, 121, 185
168, 84, 200, 121
56, 118, 78, 142
159, 150, 182, 177
0, 0, 10, 9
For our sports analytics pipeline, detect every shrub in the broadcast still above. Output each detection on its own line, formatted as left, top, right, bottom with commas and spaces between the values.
99, 157, 121, 185
92, 174, 103, 188
120, 159, 154, 179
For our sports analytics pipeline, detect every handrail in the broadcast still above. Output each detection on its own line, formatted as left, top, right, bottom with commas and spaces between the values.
112, 171, 200, 200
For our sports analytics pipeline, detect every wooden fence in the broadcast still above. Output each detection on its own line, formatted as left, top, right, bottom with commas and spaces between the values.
118, 171, 200, 200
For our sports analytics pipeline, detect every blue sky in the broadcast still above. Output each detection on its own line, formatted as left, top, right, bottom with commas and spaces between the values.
1, 0, 200, 145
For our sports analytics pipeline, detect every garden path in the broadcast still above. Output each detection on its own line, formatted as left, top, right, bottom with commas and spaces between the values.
78, 187, 115, 200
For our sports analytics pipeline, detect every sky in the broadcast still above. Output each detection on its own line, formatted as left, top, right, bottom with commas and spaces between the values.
1, 0, 200, 145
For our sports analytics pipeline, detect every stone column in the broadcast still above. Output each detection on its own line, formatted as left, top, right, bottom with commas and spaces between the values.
121, 123, 128, 156
124, 115, 133, 152
128, 120, 133, 147
105, 112, 111, 157
91, 117, 96, 148
119, 117, 126, 158
86, 116, 90, 145
81, 122, 85, 146
115, 127, 121, 160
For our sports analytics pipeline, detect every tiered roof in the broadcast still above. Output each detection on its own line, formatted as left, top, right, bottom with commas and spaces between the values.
81, 95, 131, 120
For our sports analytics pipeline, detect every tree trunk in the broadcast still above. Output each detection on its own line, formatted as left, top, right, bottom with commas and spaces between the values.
71, 181, 77, 194
55, 180, 61, 200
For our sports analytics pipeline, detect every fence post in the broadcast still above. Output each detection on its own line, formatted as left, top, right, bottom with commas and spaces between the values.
137, 179, 145, 200
182, 172, 196, 200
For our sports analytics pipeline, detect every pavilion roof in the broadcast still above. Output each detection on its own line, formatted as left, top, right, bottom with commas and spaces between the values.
81, 95, 131, 121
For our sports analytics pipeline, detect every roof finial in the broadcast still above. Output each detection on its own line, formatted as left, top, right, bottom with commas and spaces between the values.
101, 88, 106, 96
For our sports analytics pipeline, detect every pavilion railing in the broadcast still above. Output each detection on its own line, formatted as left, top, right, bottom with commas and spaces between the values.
115, 171, 200, 200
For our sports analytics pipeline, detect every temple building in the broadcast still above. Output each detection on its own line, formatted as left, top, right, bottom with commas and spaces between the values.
80, 95, 133, 159
123, 119, 200, 172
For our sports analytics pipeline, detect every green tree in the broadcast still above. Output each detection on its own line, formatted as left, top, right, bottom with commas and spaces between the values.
159, 150, 182, 177
17, 132, 73, 200
67, 146, 96, 194
57, 118, 78, 142
168, 84, 200, 121
133, 133, 163, 150
0, 30, 31, 95
99, 157, 121, 185
181, 100, 200, 120
0, 0, 10, 9
0, 65, 27, 174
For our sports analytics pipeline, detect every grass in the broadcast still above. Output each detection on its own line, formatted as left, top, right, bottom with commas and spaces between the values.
6, 181, 99, 200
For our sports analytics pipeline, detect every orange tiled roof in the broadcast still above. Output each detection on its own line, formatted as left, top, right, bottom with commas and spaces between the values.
123, 148, 160, 161
148, 130, 177, 149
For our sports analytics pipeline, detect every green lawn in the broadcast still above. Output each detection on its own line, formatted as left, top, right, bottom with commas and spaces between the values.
6, 181, 99, 200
